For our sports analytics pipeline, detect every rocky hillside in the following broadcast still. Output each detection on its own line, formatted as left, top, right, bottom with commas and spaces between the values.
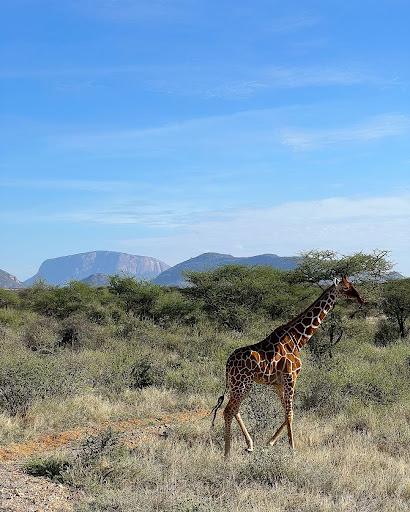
24, 251, 170, 286
153, 252, 299, 287
0, 269, 23, 289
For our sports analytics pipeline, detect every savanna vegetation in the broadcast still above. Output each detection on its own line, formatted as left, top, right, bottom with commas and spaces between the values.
0, 250, 409, 511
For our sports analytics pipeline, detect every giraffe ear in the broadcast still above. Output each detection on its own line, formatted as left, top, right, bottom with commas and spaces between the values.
333, 277, 341, 286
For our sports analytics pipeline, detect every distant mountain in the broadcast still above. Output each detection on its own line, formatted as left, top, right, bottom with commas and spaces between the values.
80, 273, 110, 287
0, 269, 23, 289
24, 251, 170, 286
153, 252, 299, 287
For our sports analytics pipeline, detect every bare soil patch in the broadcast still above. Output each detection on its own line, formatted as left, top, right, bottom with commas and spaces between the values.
0, 463, 83, 512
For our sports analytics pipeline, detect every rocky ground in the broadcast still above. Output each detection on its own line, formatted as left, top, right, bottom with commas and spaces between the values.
0, 464, 82, 512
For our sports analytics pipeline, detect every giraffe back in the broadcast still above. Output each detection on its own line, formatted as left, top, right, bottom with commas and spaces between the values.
226, 327, 302, 388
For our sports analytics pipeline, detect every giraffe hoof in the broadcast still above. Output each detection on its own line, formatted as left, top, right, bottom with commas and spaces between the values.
245, 447, 254, 453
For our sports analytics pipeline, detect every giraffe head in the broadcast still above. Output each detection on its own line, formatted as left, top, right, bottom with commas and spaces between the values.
334, 276, 365, 305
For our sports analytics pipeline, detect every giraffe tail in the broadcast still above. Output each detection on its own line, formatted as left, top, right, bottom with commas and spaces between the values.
210, 393, 225, 427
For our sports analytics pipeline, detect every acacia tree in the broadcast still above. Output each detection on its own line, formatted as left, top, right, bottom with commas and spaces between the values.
293, 249, 392, 286
381, 279, 410, 339
184, 265, 312, 330
292, 249, 393, 359
308, 310, 344, 360
293, 249, 393, 315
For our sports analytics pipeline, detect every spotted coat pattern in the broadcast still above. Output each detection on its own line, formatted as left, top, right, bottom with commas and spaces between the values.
221, 278, 363, 457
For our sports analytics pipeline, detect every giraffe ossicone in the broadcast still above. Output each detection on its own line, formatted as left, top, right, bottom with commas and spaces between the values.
212, 276, 364, 458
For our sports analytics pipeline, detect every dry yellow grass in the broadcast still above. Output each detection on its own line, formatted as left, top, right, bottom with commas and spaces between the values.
63, 391, 410, 512
67, 405, 409, 512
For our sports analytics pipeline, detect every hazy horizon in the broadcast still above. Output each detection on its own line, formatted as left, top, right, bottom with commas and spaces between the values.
2, 1, 410, 278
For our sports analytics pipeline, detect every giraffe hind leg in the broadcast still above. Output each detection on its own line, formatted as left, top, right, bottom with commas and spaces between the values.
223, 381, 252, 458
268, 421, 287, 446
235, 412, 253, 452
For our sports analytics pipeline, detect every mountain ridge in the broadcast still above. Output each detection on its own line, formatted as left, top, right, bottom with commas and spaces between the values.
24, 251, 170, 286
1, 251, 406, 289
153, 252, 300, 287
0, 269, 23, 289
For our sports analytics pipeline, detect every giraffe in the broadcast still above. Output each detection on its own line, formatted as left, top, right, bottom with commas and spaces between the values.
211, 276, 364, 458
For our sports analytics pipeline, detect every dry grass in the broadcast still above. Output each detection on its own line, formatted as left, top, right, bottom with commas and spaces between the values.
71, 398, 410, 512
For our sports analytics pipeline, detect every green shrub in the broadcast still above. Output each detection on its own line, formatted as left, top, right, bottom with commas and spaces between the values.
76, 429, 119, 468
0, 289, 20, 309
20, 281, 106, 320
298, 341, 410, 414
22, 315, 59, 352
108, 276, 161, 318
130, 359, 159, 389
24, 456, 70, 482
58, 313, 109, 350
151, 290, 198, 326
0, 352, 85, 416
63, 429, 123, 488
0, 307, 22, 328
184, 265, 317, 329
374, 319, 400, 346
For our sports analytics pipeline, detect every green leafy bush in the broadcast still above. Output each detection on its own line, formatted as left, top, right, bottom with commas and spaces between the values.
151, 290, 198, 326
298, 341, 410, 413
0, 289, 20, 309
374, 318, 400, 346
0, 352, 81, 415
130, 359, 159, 389
108, 276, 161, 318
24, 456, 70, 482
20, 281, 108, 321
184, 265, 311, 329
21, 314, 59, 352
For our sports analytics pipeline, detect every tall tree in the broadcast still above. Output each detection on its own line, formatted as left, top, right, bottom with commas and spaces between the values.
292, 249, 392, 286
381, 279, 410, 339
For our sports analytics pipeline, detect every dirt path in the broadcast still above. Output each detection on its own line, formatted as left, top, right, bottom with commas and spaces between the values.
0, 408, 210, 511
0, 408, 209, 463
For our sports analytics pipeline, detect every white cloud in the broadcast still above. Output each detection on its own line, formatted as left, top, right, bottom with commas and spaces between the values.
116, 194, 410, 273
2, 193, 409, 272
55, 110, 409, 157
148, 66, 376, 99
280, 114, 410, 150
53, 201, 234, 229
0, 64, 383, 99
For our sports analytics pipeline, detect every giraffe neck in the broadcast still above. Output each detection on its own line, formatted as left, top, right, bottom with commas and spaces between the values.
284, 284, 337, 350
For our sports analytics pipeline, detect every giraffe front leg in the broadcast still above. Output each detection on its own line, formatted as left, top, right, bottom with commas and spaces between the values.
268, 380, 295, 449
268, 384, 286, 446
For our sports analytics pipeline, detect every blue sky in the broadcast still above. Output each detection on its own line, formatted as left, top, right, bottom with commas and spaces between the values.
1, 0, 410, 279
